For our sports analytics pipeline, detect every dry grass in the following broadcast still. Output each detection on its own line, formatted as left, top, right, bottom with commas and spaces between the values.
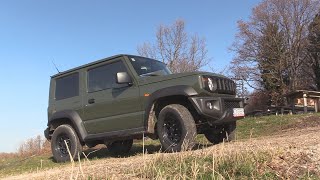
135, 141, 319, 179
2, 114, 320, 179
5, 125, 320, 180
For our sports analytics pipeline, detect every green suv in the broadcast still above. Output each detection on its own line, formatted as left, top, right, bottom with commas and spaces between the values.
44, 54, 244, 162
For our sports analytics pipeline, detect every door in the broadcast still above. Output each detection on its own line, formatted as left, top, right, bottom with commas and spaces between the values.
82, 58, 143, 134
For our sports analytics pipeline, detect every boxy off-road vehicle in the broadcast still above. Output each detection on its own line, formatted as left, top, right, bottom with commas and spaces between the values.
44, 54, 244, 162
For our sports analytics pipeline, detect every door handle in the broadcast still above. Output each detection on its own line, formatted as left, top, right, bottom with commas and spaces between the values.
88, 98, 95, 104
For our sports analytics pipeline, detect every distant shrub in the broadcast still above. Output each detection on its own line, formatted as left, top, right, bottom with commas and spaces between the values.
0, 152, 18, 159
17, 135, 51, 157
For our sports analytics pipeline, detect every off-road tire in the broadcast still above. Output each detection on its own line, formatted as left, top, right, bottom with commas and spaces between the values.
204, 122, 236, 144
157, 104, 197, 152
51, 124, 82, 163
107, 139, 133, 154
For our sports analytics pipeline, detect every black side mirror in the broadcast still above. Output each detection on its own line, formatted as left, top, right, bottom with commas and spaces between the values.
116, 72, 132, 85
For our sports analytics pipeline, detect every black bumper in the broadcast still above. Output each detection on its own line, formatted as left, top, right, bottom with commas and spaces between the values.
44, 127, 50, 140
189, 96, 244, 124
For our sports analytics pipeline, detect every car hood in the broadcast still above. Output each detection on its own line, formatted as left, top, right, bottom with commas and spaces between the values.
137, 71, 227, 85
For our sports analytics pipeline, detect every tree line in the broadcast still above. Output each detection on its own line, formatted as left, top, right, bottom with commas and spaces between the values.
137, 0, 320, 109
230, 0, 320, 107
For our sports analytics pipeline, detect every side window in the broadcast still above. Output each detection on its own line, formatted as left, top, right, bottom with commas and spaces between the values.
55, 73, 79, 100
88, 60, 128, 92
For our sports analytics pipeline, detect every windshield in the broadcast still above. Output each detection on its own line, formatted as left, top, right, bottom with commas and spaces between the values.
129, 56, 172, 76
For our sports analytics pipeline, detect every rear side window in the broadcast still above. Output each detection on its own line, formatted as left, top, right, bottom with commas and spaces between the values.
55, 73, 79, 100
88, 61, 127, 92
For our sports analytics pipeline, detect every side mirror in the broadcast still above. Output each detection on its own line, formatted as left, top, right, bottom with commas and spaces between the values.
116, 72, 132, 84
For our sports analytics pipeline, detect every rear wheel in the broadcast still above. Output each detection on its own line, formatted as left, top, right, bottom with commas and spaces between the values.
157, 104, 197, 152
51, 124, 82, 163
204, 122, 236, 144
107, 139, 133, 154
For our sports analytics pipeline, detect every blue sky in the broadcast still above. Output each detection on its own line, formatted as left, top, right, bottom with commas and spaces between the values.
0, 0, 260, 152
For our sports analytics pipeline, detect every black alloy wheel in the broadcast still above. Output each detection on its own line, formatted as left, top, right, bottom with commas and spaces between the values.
157, 104, 197, 152
163, 112, 182, 145
55, 134, 71, 157
51, 124, 82, 163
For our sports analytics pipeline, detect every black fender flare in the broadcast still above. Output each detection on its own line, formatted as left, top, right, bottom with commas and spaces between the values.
144, 85, 198, 130
48, 110, 87, 142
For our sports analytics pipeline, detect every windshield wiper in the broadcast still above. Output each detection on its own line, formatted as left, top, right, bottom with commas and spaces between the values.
140, 70, 163, 77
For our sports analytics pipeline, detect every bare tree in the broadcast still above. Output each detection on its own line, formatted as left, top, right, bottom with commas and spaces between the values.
306, 13, 320, 90
137, 20, 210, 73
230, 0, 320, 105
137, 42, 158, 60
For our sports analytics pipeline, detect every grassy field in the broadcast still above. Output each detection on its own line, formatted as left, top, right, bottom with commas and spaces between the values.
236, 113, 320, 139
1, 113, 319, 178
135, 113, 320, 179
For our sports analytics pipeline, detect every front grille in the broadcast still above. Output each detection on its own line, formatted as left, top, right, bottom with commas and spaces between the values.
216, 78, 235, 93
224, 101, 240, 109
216, 78, 236, 95
203, 75, 236, 95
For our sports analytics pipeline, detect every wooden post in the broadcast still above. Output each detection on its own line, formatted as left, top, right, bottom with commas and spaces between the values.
315, 98, 319, 113
303, 93, 308, 113
290, 97, 295, 114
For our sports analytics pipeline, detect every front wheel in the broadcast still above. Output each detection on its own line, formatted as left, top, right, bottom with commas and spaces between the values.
204, 122, 236, 144
157, 104, 197, 152
51, 124, 82, 163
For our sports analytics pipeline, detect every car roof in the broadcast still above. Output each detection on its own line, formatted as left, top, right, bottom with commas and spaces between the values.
51, 54, 129, 78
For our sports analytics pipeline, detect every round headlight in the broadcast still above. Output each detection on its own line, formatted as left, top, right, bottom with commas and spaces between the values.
208, 78, 214, 91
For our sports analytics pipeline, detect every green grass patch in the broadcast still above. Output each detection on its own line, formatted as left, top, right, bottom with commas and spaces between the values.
195, 113, 320, 144
0, 155, 63, 178
236, 113, 320, 139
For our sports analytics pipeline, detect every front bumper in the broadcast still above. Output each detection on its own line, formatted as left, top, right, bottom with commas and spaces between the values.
189, 96, 244, 124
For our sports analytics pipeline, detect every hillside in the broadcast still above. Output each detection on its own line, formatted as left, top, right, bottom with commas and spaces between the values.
2, 114, 320, 179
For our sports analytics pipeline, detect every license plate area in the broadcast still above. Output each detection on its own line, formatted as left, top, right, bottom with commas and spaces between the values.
233, 108, 245, 117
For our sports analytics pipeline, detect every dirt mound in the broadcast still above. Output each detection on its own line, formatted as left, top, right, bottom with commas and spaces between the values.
282, 115, 320, 130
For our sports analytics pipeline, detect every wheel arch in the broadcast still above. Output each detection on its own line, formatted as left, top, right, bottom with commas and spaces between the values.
48, 110, 87, 142
144, 85, 199, 137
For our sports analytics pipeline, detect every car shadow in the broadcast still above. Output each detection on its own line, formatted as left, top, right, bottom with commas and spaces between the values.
82, 143, 162, 160
82, 142, 214, 160
48, 142, 215, 162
